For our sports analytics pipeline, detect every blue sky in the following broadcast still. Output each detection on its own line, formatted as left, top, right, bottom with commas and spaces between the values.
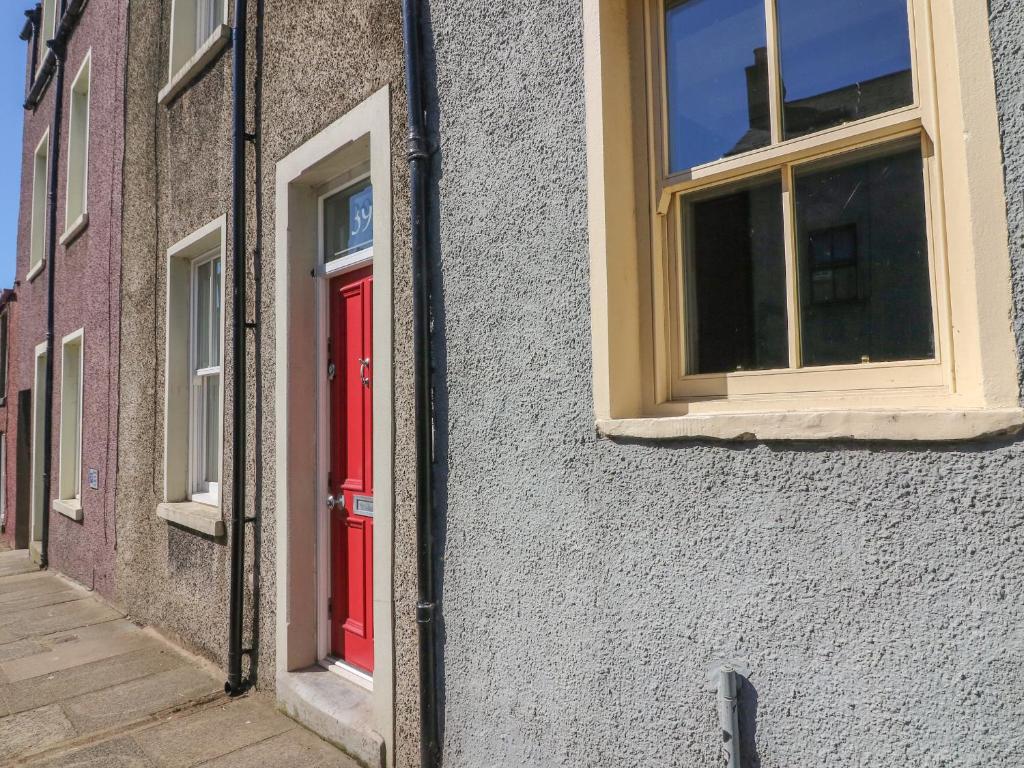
0, 5, 27, 290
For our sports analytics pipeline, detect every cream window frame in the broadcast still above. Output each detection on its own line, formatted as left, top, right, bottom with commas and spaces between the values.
63, 50, 91, 244
652, 0, 943, 401
585, 0, 1022, 440
55, 329, 84, 520
28, 130, 50, 281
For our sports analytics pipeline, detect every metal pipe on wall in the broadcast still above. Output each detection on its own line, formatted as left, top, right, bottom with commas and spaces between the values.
718, 666, 742, 768
225, 0, 250, 697
402, 0, 441, 765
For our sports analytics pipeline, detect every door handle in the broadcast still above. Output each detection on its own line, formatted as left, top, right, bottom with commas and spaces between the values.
359, 357, 371, 388
326, 495, 344, 511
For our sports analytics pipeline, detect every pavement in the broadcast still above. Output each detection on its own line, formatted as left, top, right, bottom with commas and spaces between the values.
0, 549, 360, 767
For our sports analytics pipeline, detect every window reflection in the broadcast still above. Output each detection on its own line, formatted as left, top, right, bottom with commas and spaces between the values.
795, 144, 933, 366
665, 0, 770, 173
778, 0, 913, 139
324, 179, 374, 262
686, 175, 788, 374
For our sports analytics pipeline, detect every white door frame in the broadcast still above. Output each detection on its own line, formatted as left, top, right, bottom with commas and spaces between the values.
274, 86, 395, 766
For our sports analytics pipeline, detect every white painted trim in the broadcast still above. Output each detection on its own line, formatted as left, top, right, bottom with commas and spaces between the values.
322, 249, 374, 278
29, 342, 48, 546
28, 130, 50, 280
320, 656, 374, 692
64, 50, 92, 234
60, 213, 89, 247
25, 260, 46, 284
159, 23, 231, 106
157, 500, 225, 537
598, 408, 1024, 442
275, 85, 393, 768
57, 328, 85, 503
52, 498, 83, 522
163, 217, 226, 523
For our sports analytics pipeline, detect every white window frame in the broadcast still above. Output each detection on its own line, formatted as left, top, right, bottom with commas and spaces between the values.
584, 0, 1022, 441
54, 329, 84, 521
163, 216, 226, 515
28, 130, 50, 281
62, 50, 92, 245
30, 343, 47, 548
37, 0, 57, 76
317, 166, 374, 278
160, 0, 230, 105
0, 432, 7, 533
188, 249, 222, 507
0, 309, 10, 405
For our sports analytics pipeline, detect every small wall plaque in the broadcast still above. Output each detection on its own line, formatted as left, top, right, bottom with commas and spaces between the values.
87, 469, 99, 490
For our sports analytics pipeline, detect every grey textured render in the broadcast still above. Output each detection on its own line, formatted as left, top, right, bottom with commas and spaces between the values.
424, 1, 1024, 766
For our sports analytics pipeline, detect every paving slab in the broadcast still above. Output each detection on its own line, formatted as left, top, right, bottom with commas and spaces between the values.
1, 619, 159, 683
0, 637, 49, 665
0, 550, 39, 578
194, 727, 364, 768
0, 588, 89, 622
0, 572, 70, 600
2, 646, 190, 715
62, 665, 223, 734
133, 698, 294, 768
0, 552, 357, 767
0, 598, 121, 642
0, 703, 78, 762
23, 736, 158, 768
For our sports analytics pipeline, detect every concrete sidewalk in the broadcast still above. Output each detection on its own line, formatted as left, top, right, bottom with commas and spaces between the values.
0, 549, 359, 767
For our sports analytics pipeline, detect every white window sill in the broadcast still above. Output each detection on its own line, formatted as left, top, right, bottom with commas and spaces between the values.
156, 501, 225, 537
25, 260, 45, 283
59, 213, 89, 247
52, 498, 83, 522
158, 24, 231, 106
597, 408, 1024, 443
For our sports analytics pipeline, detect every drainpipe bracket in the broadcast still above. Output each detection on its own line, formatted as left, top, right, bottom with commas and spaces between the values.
416, 601, 436, 625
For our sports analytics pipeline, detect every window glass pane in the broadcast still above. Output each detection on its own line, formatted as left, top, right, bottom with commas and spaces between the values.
196, 0, 223, 47
204, 376, 220, 484
778, 0, 913, 140
795, 143, 933, 367
196, 259, 212, 370
211, 258, 221, 365
685, 175, 788, 374
665, 0, 770, 173
324, 180, 374, 261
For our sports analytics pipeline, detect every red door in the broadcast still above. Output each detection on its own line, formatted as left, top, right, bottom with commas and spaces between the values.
329, 267, 374, 673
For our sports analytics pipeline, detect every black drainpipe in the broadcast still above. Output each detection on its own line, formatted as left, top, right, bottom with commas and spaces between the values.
39, 35, 67, 570
402, 1, 440, 766
226, 0, 251, 696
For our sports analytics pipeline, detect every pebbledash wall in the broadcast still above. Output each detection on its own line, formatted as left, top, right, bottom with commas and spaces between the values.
117, 1, 421, 766
426, 2, 1024, 767
10, 0, 126, 595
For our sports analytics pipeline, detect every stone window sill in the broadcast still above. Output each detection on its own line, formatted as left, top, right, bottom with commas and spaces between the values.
158, 24, 231, 106
59, 213, 89, 247
156, 501, 225, 538
277, 666, 384, 768
52, 498, 83, 522
597, 408, 1024, 443
25, 260, 45, 283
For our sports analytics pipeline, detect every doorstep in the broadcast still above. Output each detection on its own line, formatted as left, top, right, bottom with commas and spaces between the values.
277, 665, 385, 768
